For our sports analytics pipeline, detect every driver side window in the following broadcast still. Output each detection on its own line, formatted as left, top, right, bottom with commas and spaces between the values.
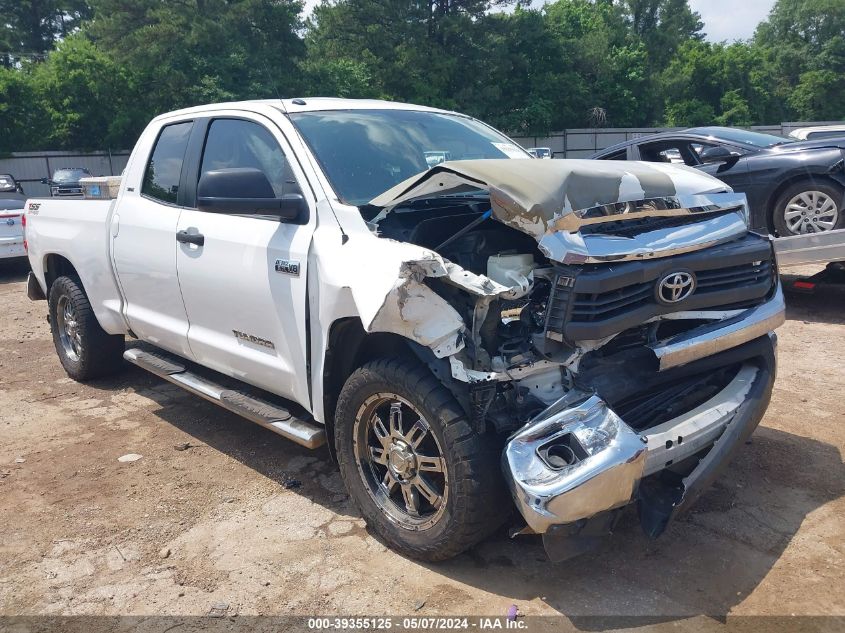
199, 119, 301, 203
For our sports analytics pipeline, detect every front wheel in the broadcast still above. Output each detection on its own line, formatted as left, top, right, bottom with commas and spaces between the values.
48, 275, 125, 381
773, 181, 844, 236
334, 358, 506, 561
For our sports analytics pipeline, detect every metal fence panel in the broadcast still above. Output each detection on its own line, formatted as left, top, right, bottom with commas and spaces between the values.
0, 151, 130, 197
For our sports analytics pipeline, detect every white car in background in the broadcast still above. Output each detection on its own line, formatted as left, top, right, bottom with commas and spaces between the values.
527, 147, 552, 158
0, 176, 27, 260
789, 125, 845, 141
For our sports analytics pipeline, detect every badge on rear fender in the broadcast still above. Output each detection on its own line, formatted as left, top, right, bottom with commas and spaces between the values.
274, 259, 300, 276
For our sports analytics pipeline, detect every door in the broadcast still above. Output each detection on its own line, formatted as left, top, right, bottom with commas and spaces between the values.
175, 116, 315, 407
111, 120, 195, 358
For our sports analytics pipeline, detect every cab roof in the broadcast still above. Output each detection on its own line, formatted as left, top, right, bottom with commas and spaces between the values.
154, 98, 456, 121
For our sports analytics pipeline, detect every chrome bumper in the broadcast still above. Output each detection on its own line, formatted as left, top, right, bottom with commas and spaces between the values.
649, 283, 785, 370
503, 359, 771, 535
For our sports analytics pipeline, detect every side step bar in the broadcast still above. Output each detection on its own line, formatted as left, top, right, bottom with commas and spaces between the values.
124, 347, 326, 449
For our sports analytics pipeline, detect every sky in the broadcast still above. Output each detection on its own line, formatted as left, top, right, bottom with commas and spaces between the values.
688, 0, 777, 42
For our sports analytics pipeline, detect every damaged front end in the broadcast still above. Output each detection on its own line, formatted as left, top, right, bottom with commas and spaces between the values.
367, 159, 785, 559
505, 337, 777, 560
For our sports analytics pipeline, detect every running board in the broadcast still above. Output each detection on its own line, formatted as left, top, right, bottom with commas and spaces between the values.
123, 347, 326, 449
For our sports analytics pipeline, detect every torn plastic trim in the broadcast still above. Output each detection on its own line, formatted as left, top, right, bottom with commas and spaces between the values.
367, 274, 466, 358
639, 338, 776, 538
344, 234, 526, 358
449, 356, 565, 383
503, 358, 768, 534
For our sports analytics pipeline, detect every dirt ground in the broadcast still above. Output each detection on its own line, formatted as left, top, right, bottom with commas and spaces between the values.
0, 257, 843, 629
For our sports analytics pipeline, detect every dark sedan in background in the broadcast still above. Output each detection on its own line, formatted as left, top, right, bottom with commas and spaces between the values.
591, 127, 845, 236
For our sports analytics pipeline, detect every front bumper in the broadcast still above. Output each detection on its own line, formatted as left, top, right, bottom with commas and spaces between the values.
503, 335, 777, 558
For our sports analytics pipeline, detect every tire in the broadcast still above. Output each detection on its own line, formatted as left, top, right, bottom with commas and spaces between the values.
334, 358, 506, 561
48, 275, 125, 381
772, 180, 845, 237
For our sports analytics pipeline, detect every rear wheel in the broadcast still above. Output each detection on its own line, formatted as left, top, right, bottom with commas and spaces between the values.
773, 181, 844, 236
334, 358, 506, 561
48, 275, 124, 381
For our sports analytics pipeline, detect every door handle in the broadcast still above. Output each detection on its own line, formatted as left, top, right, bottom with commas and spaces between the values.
176, 230, 205, 246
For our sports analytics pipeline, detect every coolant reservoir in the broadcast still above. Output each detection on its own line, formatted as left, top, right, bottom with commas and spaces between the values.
487, 254, 534, 298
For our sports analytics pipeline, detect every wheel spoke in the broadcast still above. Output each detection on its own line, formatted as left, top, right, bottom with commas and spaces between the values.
405, 418, 429, 448
417, 454, 445, 473
381, 470, 398, 495
799, 192, 813, 207
819, 198, 835, 214
412, 475, 442, 509
388, 402, 403, 436
401, 483, 420, 516
787, 216, 803, 231
371, 413, 390, 448
369, 445, 388, 466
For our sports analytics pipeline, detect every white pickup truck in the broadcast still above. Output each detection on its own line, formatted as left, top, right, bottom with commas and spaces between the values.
24, 99, 785, 562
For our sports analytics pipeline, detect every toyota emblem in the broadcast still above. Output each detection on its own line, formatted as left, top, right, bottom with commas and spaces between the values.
656, 270, 696, 304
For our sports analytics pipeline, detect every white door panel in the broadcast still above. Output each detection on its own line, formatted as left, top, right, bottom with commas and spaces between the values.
176, 210, 311, 406
112, 197, 190, 354
111, 120, 194, 358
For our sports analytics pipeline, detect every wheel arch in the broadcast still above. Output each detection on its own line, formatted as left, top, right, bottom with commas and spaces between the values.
43, 253, 81, 290
321, 317, 426, 461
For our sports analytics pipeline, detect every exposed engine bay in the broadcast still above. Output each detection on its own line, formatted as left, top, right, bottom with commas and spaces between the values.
369, 194, 778, 437
364, 159, 786, 557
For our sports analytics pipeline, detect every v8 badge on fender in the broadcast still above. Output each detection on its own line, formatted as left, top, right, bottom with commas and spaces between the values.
274, 259, 300, 276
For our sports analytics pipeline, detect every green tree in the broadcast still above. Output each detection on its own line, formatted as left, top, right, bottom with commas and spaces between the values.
87, 0, 305, 115
0, 0, 92, 61
787, 69, 845, 120
622, 0, 702, 67
755, 0, 845, 120
661, 40, 780, 127
0, 64, 45, 152
30, 34, 142, 149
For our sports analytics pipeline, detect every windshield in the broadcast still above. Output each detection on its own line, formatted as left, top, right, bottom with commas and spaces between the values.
52, 169, 90, 183
693, 127, 793, 148
288, 109, 529, 205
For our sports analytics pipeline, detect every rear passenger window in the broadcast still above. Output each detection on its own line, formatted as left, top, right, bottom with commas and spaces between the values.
200, 119, 301, 200
141, 121, 193, 204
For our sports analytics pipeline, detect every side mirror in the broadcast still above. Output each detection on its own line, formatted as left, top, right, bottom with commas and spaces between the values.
197, 167, 306, 221
699, 146, 736, 164
40, 177, 49, 185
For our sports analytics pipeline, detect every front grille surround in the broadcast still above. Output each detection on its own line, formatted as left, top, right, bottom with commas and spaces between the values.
544, 234, 775, 343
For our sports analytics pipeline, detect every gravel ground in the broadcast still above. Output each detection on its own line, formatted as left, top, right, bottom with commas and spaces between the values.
0, 258, 843, 629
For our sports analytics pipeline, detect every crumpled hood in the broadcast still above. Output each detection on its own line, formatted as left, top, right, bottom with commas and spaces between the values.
369, 159, 730, 239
